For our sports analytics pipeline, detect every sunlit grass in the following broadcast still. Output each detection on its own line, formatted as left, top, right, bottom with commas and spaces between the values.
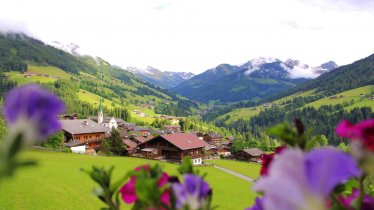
0, 151, 256, 210
205, 159, 261, 179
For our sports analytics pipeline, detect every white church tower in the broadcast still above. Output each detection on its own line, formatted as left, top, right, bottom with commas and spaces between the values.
98, 99, 103, 125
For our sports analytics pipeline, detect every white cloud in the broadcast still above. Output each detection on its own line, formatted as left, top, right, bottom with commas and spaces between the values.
0, 0, 373, 74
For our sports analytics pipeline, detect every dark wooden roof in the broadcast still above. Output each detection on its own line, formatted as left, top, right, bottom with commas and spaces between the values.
123, 139, 138, 149
133, 134, 154, 143
60, 119, 108, 135
240, 148, 264, 157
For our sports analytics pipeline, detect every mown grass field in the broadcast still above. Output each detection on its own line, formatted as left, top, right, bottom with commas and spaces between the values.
0, 151, 256, 210
77, 89, 121, 109
303, 85, 374, 110
27, 65, 71, 79
205, 159, 261, 179
5, 71, 57, 84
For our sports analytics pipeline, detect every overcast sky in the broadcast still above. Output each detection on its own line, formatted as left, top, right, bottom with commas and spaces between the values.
0, 0, 374, 73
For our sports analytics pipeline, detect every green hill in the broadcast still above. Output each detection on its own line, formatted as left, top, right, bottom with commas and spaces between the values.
0, 32, 199, 121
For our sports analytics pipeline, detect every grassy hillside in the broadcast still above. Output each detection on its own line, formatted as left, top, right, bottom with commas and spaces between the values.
0, 151, 256, 210
214, 86, 373, 124
27, 65, 71, 78
0, 32, 199, 119
303, 85, 374, 110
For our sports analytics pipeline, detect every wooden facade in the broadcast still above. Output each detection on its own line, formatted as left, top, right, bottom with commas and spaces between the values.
203, 133, 224, 146
60, 119, 108, 151
234, 148, 264, 162
141, 138, 204, 161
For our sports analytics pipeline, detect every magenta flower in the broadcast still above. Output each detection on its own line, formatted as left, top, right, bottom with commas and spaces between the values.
260, 145, 286, 176
119, 165, 170, 205
253, 148, 361, 210
3, 84, 65, 143
171, 174, 211, 210
338, 189, 374, 210
120, 177, 137, 204
336, 119, 374, 151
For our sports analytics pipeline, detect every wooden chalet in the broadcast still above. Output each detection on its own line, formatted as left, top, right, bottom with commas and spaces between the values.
203, 133, 224, 146
205, 145, 218, 156
60, 119, 108, 150
139, 133, 209, 165
217, 146, 231, 157
131, 134, 154, 144
234, 148, 264, 162
123, 138, 138, 155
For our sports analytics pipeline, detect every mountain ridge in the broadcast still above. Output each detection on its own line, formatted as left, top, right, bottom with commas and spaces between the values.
126, 66, 195, 89
172, 57, 338, 102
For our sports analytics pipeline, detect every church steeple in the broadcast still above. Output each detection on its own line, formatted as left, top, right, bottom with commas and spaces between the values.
98, 98, 103, 124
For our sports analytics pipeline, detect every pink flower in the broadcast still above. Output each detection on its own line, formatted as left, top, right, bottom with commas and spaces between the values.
336, 119, 374, 151
158, 172, 169, 187
338, 189, 374, 210
161, 190, 171, 206
260, 145, 286, 176
119, 165, 171, 206
119, 177, 137, 204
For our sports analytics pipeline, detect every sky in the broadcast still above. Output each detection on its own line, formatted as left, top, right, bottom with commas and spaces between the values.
0, 0, 374, 74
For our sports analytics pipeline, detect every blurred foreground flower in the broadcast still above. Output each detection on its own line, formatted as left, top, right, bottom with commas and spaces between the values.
171, 174, 211, 210
252, 148, 361, 210
0, 84, 64, 178
338, 189, 374, 210
3, 84, 65, 145
119, 164, 171, 209
336, 119, 374, 175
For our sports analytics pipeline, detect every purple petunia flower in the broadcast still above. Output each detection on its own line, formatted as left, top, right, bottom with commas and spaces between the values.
171, 174, 211, 210
253, 148, 361, 210
246, 197, 264, 210
3, 84, 65, 143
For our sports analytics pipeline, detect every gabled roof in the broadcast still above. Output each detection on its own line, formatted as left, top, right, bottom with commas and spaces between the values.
123, 139, 138, 149
150, 133, 209, 150
240, 148, 264, 157
133, 135, 154, 143
60, 119, 108, 135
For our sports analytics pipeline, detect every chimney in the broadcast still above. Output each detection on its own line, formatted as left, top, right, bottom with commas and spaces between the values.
83, 120, 88, 126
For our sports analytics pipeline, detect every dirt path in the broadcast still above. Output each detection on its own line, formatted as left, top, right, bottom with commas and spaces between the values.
213, 165, 254, 182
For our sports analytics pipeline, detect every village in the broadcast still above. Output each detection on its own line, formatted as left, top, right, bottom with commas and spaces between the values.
59, 103, 264, 165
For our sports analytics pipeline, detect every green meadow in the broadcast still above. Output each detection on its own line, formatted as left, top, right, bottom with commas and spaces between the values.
303, 85, 374, 110
5, 71, 57, 84
205, 159, 262, 180
27, 65, 72, 79
215, 86, 374, 124
0, 151, 257, 210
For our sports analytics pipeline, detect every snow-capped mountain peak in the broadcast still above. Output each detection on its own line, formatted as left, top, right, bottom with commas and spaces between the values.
125, 66, 195, 89
241, 57, 338, 79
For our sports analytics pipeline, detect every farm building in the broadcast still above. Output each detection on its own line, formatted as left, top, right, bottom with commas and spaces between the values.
203, 133, 224, 146
60, 119, 108, 151
139, 133, 209, 165
123, 138, 139, 155
234, 148, 264, 162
